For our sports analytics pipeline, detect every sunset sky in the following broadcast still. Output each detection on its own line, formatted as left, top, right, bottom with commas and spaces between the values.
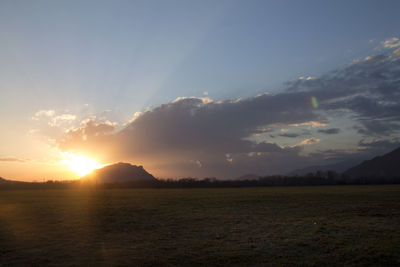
1, 0, 400, 181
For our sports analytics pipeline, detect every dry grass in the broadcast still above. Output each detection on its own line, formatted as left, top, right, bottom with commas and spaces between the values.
1, 185, 400, 266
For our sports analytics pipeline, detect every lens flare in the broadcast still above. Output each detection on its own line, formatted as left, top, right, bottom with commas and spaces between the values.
311, 96, 318, 108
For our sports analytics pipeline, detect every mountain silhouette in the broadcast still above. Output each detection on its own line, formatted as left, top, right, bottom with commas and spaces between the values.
345, 147, 400, 177
289, 159, 362, 176
81, 162, 157, 183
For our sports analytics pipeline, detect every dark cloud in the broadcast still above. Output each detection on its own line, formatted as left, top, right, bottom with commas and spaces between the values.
278, 133, 301, 138
318, 128, 340, 135
56, 49, 400, 178
355, 120, 400, 136
58, 94, 323, 178
308, 138, 400, 165
358, 139, 400, 152
279, 129, 311, 138
115, 94, 321, 162
119, 93, 320, 152
287, 53, 400, 136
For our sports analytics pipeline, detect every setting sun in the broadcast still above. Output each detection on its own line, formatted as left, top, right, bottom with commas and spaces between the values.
60, 153, 102, 177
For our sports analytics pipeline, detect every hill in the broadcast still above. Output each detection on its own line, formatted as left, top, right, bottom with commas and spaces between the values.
345, 147, 400, 177
289, 159, 362, 176
82, 162, 157, 183
0, 177, 21, 183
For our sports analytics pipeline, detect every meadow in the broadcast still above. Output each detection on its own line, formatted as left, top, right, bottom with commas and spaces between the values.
1, 185, 400, 266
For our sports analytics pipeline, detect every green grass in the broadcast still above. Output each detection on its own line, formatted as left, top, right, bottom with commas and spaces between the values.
1, 186, 400, 266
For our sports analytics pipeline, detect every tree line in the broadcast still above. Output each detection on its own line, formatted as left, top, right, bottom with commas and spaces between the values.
1, 170, 400, 190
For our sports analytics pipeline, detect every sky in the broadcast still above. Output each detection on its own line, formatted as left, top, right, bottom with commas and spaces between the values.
0, 0, 400, 181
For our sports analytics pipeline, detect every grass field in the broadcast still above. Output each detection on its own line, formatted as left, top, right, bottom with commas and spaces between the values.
1, 186, 400, 266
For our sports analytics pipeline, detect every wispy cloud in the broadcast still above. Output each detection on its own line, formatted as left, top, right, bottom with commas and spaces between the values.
32, 109, 55, 120
0, 157, 28, 163
298, 137, 320, 146
48, 114, 76, 127
381, 37, 400, 49
35, 109, 55, 117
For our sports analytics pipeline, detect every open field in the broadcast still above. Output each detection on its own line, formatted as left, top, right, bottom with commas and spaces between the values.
1, 186, 400, 266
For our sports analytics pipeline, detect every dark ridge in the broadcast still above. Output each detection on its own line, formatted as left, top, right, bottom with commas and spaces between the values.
345, 147, 400, 178
289, 159, 362, 176
81, 162, 157, 183
2, 148, 400, 190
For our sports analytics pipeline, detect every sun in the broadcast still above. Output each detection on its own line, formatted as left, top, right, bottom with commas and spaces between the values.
60, 152, 102, 177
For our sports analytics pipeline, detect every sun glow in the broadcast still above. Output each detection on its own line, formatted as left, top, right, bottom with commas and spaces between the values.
60, 153, 102, 177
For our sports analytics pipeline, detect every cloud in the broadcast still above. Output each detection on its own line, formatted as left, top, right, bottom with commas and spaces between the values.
30, 107, 122, 149
382, 37, 400, 49
286, 50, 400, 136
278, 129, 311, 138
355, 120, 400, 136
358, 139, 400, 151
48, 114, 76, 127
33, 109, 55, 120
52, 39, 400, 178
0, 157, 27, 163
279, 133, 301, 138
128, 112, 143, 123
172, 96, 213, 104
288, 121, 327, 127
117, 94, 321, 154
298, 76, 315, 81
318, 128, 340, 135
57, 114, 76, 121
35, 109, 55, 117
57, 93, 324, 177
58, 119, 117, 152
298, 137, 320, 146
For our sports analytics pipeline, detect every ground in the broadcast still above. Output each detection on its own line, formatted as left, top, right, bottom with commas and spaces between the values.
1, 185, 400, 266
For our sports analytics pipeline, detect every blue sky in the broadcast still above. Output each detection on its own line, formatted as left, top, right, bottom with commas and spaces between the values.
1, 0, 400, 180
